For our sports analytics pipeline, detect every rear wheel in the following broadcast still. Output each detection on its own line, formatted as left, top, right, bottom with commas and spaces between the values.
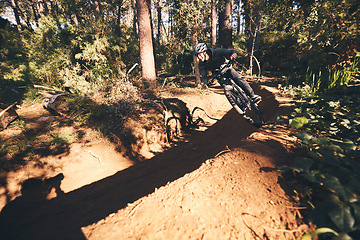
224, 87, 264, 127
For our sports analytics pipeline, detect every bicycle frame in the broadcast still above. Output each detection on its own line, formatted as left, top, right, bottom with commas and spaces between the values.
208, 61, 253, 113
206, 60, 264, 127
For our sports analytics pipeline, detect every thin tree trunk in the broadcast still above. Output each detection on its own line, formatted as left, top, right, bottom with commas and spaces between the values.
211, 0, 217, 48
93, 0, 101, 20
249, 12, 262, 75
37, 0, 49, 17
237, 0, 242, 34
116, 3, 121, 26
10, 0, 22, 32
137, 0, 156, 85
156, 0, 162, 45
133, 0, 138, 34
31, 0, 39, 27
71, 13, 79, 25
49, 0, 59, 16
48, 0, 61, 29
192, 15, 201, 86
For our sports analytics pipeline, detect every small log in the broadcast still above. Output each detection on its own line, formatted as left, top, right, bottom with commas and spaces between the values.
0, 102, 19, 129
42, 93, 68, 116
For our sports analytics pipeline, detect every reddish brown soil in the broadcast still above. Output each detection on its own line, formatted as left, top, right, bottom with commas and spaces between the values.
0, 83, 313, 240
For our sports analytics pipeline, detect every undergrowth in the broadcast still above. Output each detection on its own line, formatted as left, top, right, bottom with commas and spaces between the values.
280, 89, 360, 239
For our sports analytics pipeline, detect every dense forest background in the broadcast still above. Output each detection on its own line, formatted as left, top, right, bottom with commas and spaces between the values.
1, 1, 360, 238
1, 0, 359, 106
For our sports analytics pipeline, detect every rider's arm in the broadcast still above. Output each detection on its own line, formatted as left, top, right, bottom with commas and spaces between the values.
198, 62, 209, 85
213, 48, 239, 61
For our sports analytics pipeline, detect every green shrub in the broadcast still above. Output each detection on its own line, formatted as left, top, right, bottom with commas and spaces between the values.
281, 93, 360, 239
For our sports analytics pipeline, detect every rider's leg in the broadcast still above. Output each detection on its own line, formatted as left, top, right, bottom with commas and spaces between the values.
229, 68, 261, 103
229, 68, 254, 96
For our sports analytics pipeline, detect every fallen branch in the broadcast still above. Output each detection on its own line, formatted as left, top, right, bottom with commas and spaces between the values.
34, 85, 64, 93
161, 78, 168, 88
215, 145, 231, 158
42, 93, 68, 116
127, 63, 139, 75
0, 102, 17, 118
129, 200, 144, 217
191, 107, 221, 121
82, 148, 104, 165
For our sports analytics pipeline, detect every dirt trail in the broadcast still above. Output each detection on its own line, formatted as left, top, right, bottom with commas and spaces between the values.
0, 84, 312, 239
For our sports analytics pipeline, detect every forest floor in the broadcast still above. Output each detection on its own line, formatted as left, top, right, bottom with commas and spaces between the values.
0, 80, 315, 239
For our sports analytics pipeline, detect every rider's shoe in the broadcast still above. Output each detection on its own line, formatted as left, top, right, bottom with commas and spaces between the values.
251, 95, 262, 103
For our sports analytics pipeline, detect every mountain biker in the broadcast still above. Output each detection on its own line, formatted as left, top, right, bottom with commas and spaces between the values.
193, 43, 261, 103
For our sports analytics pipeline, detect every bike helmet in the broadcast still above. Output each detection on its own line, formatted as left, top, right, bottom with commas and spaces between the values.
193, 43, 208, 55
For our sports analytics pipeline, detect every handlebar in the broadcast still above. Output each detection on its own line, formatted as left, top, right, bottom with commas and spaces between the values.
207, 60, 234, 86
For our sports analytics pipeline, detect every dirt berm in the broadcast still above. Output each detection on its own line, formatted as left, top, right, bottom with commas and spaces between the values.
0, 84, 313, 239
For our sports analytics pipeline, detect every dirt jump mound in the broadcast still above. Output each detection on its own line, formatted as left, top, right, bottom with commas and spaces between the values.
0, 84, 312, 240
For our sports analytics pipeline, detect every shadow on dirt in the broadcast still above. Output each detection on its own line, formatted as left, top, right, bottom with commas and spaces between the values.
0, 85, 280, 240
0, 117, 71, 185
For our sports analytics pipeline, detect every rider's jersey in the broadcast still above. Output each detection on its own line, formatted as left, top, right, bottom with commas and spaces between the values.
198, 48, 239, 84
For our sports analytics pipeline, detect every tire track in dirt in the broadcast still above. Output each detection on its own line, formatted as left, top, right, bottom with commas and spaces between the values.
0, 84, 306, 240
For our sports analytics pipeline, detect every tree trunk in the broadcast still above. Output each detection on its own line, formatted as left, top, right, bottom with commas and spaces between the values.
237, 0, 242, 34
249, 11, 262, 75
192, 15, 201, 86
37, 0, 49, 18
133, 0, 138, 34
219, 0, 233, 48
211, 0, 217, 48
31, 0, 39, 27
71, 13, 79, 25
156, 0, 162, 45
137, 0, 157, 85
116, 3, 121, 26
49, 0, 59, 16
10, 0, 23, 32
93, 0, 101, 20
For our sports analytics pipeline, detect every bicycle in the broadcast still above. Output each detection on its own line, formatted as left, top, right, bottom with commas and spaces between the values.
207, 60, 264, 127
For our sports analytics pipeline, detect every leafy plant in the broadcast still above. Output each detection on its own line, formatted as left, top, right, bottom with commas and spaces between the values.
278, 83, 315, 98
50, 133, 69, 148
305, 56, 359, 93
305, 67, 353, 92
281, 92, 360, 239
10, 119, 26, 129
300, 227, 339, 240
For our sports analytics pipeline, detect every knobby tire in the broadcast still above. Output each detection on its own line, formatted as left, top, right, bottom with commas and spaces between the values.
224, 88, 264, 127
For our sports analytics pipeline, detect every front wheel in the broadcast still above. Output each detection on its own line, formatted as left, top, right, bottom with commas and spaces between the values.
224, 86, 264, 127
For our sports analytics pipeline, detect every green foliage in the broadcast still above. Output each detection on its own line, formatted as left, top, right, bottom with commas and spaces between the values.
19, 15, 141, 110
0, 18, 28, 103
24, 16, 71, 85
260, 31, 299, 72
10, 119, 26, 129
301, 227, 339, 240
50, 133, 69, 148
305, 58, 358, 92
279, 83, 315, 99
290, 116, 309, 129
296, 0, 359, 70
252, 0, 360, 80
282, 55, 359, 95
281, 93, 360, 239
170, 0, 209, 45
